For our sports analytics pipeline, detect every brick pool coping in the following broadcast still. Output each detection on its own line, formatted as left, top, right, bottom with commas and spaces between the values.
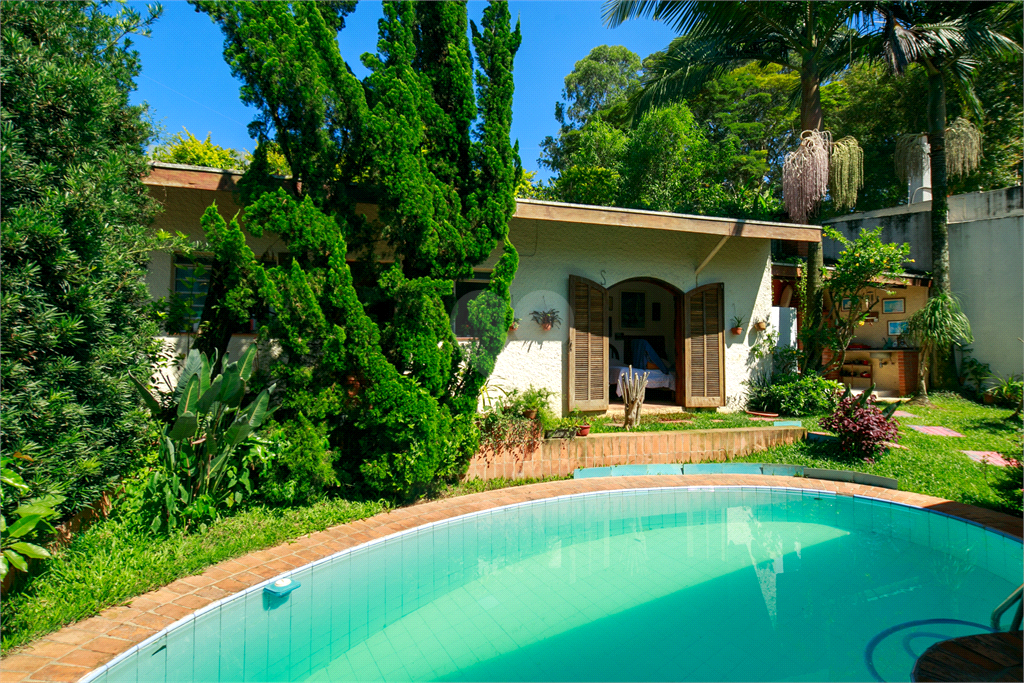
2, 475, 1021, 683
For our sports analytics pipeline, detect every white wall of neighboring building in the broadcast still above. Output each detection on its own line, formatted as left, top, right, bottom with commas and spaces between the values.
949, 214, 1024, 380
486, 217, 775, 414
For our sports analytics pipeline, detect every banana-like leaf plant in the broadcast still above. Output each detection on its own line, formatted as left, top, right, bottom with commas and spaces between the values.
132, 344, 275, 531
0, 454, 64, 580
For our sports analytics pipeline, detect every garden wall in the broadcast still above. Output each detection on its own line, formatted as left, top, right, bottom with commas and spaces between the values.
465, 426, 806, 481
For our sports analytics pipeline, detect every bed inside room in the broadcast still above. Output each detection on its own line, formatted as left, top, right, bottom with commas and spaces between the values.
608, 334, 677, 401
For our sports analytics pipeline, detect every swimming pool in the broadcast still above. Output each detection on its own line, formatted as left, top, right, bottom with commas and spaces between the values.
85, 487, 1022, 682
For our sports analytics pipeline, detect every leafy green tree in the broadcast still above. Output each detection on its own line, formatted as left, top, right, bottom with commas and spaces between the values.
150, 127, 250, 171
685, 63, 801, 189
191, 1, 521, 500
817, 61, 930, 214
1, 1, 163, 518
618, 103, 722, 213
539, 49, 783, 218
814, 226, 912, 373
540, 46, 640, 175
555, 44, 642, 128
150, 127, 293, 176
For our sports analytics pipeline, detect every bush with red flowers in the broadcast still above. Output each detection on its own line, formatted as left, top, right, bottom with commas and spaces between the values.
820, 390, 900, 459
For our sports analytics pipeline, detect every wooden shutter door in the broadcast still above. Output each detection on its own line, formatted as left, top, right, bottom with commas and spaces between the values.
568, 275, 609, 412
683, 282, 725, 408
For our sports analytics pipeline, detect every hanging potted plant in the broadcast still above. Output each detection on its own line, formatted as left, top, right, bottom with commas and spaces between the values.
531, 308, 562, 332
730, 315, 745, 336
753, 320, 768, 331
508, 316, 521, 333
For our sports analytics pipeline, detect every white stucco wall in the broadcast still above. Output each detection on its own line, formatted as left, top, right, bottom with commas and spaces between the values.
145, 184, 290, 301
486, 218, 775, 414
949, 215, 1024, 379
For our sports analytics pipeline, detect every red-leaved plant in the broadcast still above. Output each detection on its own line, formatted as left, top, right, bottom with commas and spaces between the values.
820, 386, 900, 459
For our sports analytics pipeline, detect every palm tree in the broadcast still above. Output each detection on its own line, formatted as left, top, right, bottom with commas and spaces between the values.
603, 0, 874, 373
877, 1, 1021, 299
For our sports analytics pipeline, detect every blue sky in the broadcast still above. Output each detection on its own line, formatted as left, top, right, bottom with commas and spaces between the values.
128, 1, 676, 181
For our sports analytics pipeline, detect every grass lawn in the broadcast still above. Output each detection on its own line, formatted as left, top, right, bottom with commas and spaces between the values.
733, 393, 1022, 514
0, 476, 566, 654
590, 410, 789, 432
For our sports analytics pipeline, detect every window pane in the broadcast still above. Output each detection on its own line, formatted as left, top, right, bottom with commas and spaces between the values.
174, 256, 213, 327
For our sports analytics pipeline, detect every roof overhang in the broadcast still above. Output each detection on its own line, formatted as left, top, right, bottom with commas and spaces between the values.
144, 162, 244, 192
514, 199, 821, 242
772, 262, 932, 288
143, 163, 822, 243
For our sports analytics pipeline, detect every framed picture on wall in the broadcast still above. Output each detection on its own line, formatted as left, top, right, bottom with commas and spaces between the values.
620, 291, 645, 329
882, 298, 905, 314
841, 297, 853, 311
888, 320, 908, 336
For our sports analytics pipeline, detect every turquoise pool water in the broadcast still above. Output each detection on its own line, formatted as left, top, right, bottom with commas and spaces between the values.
88, 488, 1022, 682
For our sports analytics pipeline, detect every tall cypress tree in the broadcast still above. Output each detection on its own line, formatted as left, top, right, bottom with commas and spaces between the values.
0, 1, 163, 516
192, 1, 521, 499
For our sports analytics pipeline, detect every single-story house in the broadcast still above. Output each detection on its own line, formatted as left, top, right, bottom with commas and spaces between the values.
143, 162, 822, 414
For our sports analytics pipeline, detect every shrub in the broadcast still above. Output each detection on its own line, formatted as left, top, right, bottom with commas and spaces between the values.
746, 373, 842, 416
1, 455, 64, 581
985, 374, 1023, 412
1, 1, 164, 519
820, 392, 900, 459
476, 389, 543, 456
249, 416, 339, 506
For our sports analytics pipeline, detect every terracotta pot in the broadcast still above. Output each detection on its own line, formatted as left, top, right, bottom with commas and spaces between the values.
577, 424, 591, 437
983, 392, 996, 404
730, 327, 743, 335
754, 321, 768, 331
541, 322, 552, 331
523, 408, 538, 419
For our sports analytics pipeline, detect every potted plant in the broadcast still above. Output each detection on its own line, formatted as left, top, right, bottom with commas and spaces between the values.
530, 308, 562, 331
519, 386, 554, 422
577, 423, 591, 436
508, 316, 521, 333
730, 315, 745, 335
753, 320, 768, 331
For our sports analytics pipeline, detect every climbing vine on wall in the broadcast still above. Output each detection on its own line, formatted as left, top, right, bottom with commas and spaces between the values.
191, 1, 521, 499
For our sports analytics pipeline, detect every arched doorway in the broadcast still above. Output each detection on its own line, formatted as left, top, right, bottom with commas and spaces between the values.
607, 277, 685, 407
567, 275, 726, 413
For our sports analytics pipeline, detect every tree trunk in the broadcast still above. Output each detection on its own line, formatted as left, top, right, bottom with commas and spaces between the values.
925, 70, 959, 389
801, 52, 826, 373
926, 72, 951, 298
917, 345, 929, 400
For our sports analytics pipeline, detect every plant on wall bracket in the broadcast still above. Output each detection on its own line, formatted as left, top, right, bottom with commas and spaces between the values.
531, 308, 562, 331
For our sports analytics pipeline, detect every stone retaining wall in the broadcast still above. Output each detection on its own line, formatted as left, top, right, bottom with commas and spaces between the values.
465, 426, 806, 480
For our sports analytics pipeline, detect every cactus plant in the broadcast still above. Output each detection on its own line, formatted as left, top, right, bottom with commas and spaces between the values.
132, 344, 275, 531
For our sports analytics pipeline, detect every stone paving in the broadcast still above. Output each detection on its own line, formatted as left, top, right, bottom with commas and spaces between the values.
2, 474, 1021, 683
